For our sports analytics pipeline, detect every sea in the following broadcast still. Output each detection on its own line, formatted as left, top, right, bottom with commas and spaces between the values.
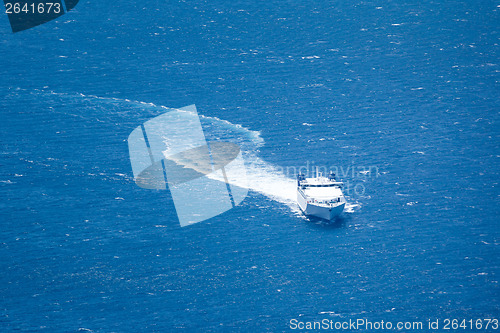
0, 0, 499, 331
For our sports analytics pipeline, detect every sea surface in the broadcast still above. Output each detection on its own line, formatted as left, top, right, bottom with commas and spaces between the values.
0, 0, 499, 331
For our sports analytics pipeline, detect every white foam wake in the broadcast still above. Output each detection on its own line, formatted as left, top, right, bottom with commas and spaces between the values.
33, 89, 357, 214
233, 157, 297, 205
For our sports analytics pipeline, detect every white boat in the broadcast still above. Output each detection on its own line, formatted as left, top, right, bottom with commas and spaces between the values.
297, 170, 346, 220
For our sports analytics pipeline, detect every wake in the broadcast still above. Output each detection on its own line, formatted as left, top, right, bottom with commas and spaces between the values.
31, 89, 358, 214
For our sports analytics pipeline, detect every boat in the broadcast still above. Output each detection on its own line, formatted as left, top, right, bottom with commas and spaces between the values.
297, 169, 346, 220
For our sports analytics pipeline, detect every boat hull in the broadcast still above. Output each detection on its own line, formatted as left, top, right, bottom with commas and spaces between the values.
303, 202, 345, 220
297, 190, 345, 220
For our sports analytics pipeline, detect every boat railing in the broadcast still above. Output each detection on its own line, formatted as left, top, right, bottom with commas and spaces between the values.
298, 182, 344, 188
301, 195, 344, 205
313, 198, 343, 205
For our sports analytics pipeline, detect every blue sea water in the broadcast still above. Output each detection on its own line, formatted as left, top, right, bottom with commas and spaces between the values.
1, 0, 499, 331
